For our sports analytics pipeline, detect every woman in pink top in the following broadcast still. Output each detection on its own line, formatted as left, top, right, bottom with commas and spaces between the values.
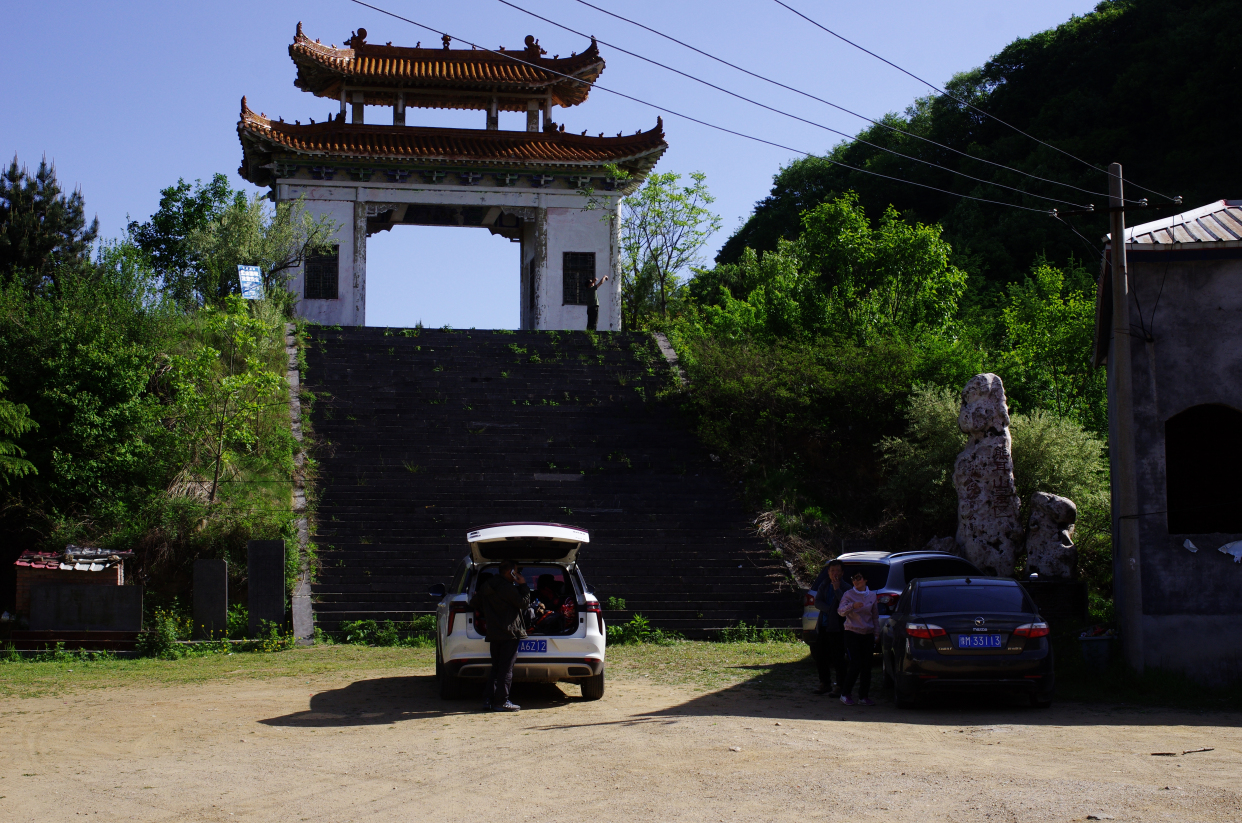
836, 571, 879, 706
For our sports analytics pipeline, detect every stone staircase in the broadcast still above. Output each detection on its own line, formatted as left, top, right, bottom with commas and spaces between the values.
303, 327, 798, 637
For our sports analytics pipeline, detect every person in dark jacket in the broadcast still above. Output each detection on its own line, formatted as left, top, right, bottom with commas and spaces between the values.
812, 559, 848, 697
476, 560, 530, 711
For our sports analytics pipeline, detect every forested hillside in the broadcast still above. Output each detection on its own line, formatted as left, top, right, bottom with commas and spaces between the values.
719, 0, 1240, 285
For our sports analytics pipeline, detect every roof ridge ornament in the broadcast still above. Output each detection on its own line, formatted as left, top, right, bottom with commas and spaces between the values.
346, 28, 367, 49
442, 34, 451, 50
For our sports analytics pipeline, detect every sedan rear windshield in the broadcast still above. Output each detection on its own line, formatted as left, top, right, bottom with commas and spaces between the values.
840, 563, 890, 592
917, 585, 1029, 614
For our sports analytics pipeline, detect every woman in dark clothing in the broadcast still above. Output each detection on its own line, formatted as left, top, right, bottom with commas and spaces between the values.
812, 560, 849, 697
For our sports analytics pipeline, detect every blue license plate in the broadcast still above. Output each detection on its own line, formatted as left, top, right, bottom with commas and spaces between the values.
519, 639, 547, 653
957, 634, 1004, 649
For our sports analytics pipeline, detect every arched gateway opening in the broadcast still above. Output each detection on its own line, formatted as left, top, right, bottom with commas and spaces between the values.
366, 226, 519, 329
236, 23, 667, 330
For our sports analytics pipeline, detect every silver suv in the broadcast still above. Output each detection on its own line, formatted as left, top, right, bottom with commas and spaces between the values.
802, 550, 982, 648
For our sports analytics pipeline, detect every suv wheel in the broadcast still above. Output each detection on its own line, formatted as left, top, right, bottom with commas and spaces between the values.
437, 651, 459, 700
581, 671, 605, 700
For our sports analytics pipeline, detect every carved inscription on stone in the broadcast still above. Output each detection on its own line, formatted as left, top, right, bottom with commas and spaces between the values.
953, 373, 1022, 576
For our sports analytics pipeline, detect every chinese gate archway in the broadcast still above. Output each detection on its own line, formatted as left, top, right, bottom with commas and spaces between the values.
237, 23, 667, 329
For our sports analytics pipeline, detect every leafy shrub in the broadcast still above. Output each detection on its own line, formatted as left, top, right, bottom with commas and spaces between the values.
337, 616, 435, 647
136, 608, 185, 659
606, 614, 682, 645
717, 619, 797, 643
603, 596, 627, 610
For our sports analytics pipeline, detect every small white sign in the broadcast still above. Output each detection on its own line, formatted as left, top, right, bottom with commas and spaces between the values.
237, 265, 264, 300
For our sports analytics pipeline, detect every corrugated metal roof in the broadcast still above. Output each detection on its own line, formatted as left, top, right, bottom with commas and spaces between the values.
1107, 199, 1242, 248
14, 546, 132, 572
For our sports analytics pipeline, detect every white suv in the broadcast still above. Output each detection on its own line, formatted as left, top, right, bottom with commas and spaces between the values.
430, 522, 607, 701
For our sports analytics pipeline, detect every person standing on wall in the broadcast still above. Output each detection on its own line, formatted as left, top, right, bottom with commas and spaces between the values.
476, 560, 530, 712
586, 273, 609, 331
836, 571, 879, 706
812, 559, 849, 697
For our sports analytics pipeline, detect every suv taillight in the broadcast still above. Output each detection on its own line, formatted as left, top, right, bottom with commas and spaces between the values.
876, 592, 900, 614
582, 600, 603, 633
447, 601, 471, 635
804, 593, 816, 608
1012, 622, 1050, 638
906, 623, 947, 640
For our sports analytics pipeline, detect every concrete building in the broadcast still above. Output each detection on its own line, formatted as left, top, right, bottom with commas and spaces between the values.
237, 24, 667, 329
1095, 199, 1242, 683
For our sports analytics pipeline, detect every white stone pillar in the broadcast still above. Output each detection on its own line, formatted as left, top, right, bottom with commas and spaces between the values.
339, 88, 347, 119
394, 91, 406, 126
353, 201, 368, 325
533, 207, 548, 329
487, 98, 499, 130
527, 100, 540, 132
351, 91, 365, 124
609, 199, 622, 330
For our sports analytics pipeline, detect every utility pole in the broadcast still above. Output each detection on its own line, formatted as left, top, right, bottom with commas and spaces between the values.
1109, 162, 1144, 672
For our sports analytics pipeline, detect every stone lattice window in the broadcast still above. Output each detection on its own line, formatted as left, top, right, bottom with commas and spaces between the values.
304, 246, 339, 300
562, 252, 595, 305
1165, 403, 1242, 534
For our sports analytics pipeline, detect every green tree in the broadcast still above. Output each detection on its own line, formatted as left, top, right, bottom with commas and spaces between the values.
620, 171, 721, 324
799, 194, 967, 341
0, 155, 98, 293
187, 194, 338, 312
127, 174, 236, 308
999, 260, 1105, 432
0, 376, 38, 483
170, 296, 288, 504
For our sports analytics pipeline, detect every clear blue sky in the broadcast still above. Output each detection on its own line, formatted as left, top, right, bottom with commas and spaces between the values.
2, 0, 1096, 328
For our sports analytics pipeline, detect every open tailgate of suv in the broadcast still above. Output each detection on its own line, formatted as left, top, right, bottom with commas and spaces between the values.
466, 522, 589, 565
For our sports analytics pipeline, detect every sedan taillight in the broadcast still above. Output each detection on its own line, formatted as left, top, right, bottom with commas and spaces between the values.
447, 601, 471, 635
1012, 622, 1050, 638
804, 592, 816, 608
906, 623, 947, 639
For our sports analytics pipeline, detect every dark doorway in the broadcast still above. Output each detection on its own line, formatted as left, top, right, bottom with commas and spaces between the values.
1165, 403, 1242, 533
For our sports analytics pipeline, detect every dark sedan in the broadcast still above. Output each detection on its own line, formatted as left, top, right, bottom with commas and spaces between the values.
880, 576, 1054, 708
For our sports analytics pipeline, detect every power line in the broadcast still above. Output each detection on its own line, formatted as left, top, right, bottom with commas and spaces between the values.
565, 0, 1114, 205
770, 0, 1179, 204
344, 0, 1050, 215
498, 0, 1091, 209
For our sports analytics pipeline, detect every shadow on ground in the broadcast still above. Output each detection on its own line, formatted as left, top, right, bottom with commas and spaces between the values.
538, 657, 1242, 731
259, 675, 581, 727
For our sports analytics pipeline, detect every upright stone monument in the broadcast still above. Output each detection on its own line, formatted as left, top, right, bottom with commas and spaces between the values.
193, 559, 228, 640
1025, 492, 1078, 579
953, 374, 1022, 576
247, 540, 286, 636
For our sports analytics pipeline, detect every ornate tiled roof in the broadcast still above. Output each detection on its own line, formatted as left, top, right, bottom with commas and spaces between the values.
290, 23, 604, 109
238, 97, 667, 186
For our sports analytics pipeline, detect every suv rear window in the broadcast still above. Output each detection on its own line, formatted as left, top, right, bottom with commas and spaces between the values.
902, 557, 978, 584
917, 585, 1029, 614
840, 562, 890, 591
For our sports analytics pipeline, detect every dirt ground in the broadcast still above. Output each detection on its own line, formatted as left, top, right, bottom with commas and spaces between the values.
2, 654, 1240, 822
